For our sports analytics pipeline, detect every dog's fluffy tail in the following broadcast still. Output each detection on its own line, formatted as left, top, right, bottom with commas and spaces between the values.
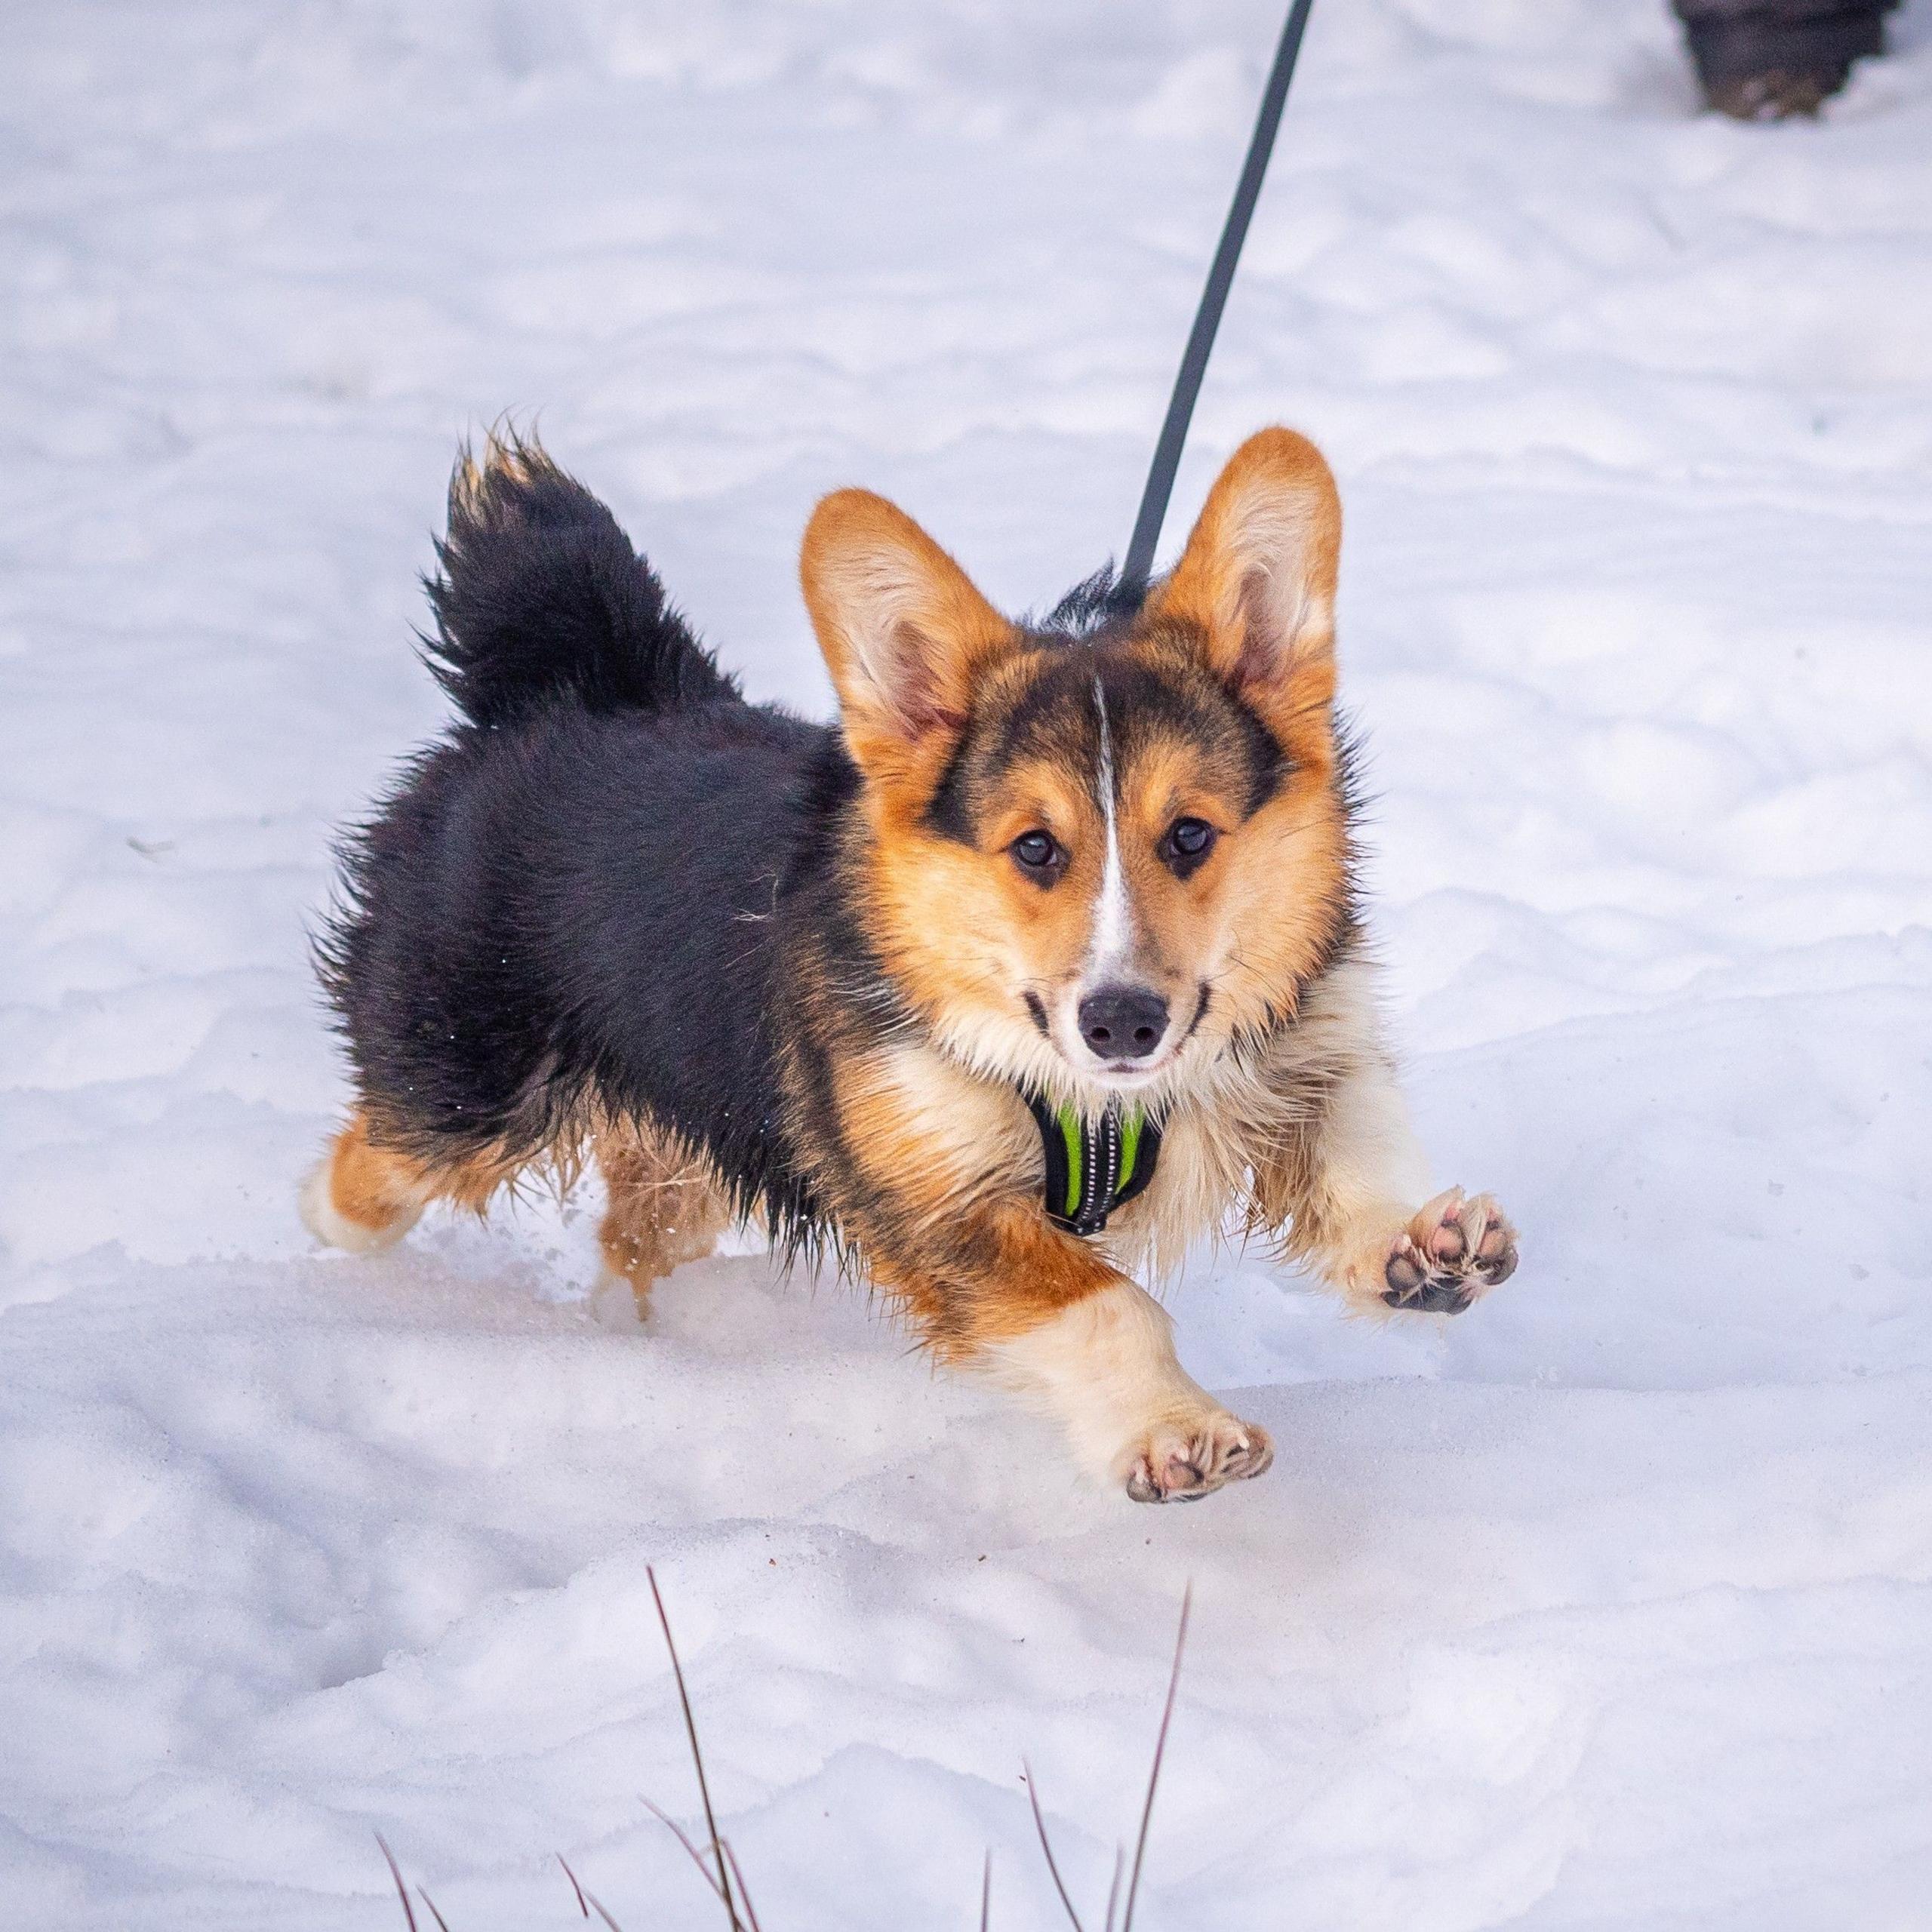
422, 431, 737, 730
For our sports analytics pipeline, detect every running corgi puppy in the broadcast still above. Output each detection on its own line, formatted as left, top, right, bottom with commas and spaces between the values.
305, 429, 1518, 1503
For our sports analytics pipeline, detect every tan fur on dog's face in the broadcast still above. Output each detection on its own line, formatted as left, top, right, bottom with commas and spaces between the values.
801, 429, 1353, 1113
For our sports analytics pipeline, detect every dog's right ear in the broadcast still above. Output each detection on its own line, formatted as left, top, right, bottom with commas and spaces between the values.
801, 490, 1014, 790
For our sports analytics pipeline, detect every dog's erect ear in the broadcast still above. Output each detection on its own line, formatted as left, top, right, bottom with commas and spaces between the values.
801, 489, 1014, 786
1149, 429, 1341, 724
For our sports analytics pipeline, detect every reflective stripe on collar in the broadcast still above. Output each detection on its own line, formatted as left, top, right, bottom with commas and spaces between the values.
1025, 1093, 1162, 1237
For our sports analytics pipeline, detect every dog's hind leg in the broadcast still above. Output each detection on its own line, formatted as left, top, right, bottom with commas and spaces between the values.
592, 1112, 731, 1312
300, 1109, 434, 1254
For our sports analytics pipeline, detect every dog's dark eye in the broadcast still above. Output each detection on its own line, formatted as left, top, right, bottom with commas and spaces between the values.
1161, 817, 1217, 874
1011, 829, 1063, 880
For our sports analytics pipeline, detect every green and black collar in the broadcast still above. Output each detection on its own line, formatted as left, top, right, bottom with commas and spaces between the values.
1026, 1092, 1163, 1238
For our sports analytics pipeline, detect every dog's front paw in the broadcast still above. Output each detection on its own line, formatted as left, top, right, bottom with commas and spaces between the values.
1382, 1188, 1518, 1315
1121, 1410, 1273, 1504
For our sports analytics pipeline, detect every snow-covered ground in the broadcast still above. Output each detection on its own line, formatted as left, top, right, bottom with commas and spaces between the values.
5, 1, 1930, 1924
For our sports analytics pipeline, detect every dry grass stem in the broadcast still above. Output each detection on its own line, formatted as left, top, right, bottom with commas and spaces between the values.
377, 1834, 419, 1932
1023, 1764, 1088, 1932
721, 1839, 768, 1932
1121, 1586, 1190, 1932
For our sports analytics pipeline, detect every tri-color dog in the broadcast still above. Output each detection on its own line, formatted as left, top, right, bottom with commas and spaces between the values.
303, 427, 1518, 1503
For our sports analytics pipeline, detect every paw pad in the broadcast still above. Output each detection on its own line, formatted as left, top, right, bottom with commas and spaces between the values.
1383, 1188, 1518, 1314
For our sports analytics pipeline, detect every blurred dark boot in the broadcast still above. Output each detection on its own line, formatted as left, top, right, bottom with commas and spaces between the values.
1672, 0, 1900, 118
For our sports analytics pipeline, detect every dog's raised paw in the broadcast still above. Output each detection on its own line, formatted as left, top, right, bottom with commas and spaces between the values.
1124, 1413, 1273, 1504
1382, 1188, 1518, 1315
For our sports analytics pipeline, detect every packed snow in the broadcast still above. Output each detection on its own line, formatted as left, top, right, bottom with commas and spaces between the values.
4, 0, 1930, 1925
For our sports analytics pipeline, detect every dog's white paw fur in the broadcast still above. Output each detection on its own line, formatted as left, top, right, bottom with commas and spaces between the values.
987, 1281, 1273, 1503
298, 1156, 420, 1254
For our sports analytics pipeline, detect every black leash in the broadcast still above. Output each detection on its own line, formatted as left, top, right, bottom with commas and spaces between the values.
1123, 0, 1318, 589
1025, 5, 1315, 1238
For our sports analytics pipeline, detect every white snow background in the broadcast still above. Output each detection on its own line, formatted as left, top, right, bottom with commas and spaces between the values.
4, 1, 1930, 1925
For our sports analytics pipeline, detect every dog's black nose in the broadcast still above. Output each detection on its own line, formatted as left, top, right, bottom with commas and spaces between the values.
1078, 985, 1169, 1061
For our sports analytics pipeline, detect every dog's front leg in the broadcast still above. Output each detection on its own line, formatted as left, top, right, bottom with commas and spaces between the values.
1255, 1036, 1520, 1317
986, 1271, 1275, 1503
876, 1206, 1272, 1503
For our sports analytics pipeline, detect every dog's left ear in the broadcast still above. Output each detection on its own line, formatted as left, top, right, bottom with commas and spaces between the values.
801, 488, 1014, 790
1148, 428, 1341, 730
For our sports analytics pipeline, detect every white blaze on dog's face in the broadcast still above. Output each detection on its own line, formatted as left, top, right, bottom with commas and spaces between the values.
801, 428, 1354, 1109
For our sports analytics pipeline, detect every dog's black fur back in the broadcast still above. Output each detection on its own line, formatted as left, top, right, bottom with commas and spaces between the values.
318, 441, 854, 1250
423, 435, 737, 728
